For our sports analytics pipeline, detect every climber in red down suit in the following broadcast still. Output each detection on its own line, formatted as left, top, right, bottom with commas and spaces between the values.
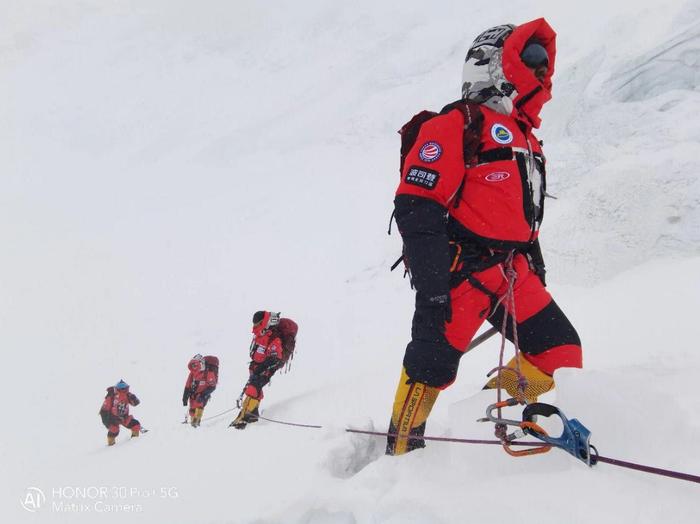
182, 353, 218, 428
230, 311, 297, 429
386, 18, 583, 455
99, 380, 141, 446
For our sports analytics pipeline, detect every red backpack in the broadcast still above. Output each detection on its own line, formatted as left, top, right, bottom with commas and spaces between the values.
203, 355, 219, 380
273, 318, 298, 362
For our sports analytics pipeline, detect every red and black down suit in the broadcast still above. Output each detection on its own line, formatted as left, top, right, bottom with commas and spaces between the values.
182, 355, 218, 416
244, 312, 285, 400
387, 19, 582, 455
231, 311, 291, 430
99, 382, 141, 442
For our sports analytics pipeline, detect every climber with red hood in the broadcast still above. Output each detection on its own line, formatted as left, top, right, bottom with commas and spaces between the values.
99, 380, 141, 446
230, 310, 297, 429
386, 19, 583, 455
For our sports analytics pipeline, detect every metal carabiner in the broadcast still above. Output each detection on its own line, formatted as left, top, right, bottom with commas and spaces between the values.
478, 398, 553, 457
502, 420, 552, 457
479, 397, 523, 427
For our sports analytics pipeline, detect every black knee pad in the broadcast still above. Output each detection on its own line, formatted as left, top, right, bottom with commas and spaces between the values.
488, 299, 580, 356
403, 339, 462, 388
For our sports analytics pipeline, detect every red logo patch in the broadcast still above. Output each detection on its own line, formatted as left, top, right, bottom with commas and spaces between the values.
485, 171, 510, 182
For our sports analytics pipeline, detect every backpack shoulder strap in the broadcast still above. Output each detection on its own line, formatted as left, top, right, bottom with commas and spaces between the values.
439, 99, 484, 166
438, 100, 484, 208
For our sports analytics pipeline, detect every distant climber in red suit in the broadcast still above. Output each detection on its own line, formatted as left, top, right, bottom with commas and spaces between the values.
182, 353, 219, 428
230, 311, 297, 429
99, 380, 141, 446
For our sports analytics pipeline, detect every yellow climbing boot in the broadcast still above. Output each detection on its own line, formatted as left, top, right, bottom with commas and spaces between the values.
229, 396, 260, 429
131, 428, 139, 438
107, 435, 116, 446
483, 355, 554, 403
386, 367, 440, 456
191, 407, 204, 427
243, 398, 260, 423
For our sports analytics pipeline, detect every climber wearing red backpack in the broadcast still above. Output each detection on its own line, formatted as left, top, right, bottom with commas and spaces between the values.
230, 310, 297, 429
99, 380, 141, 446
386, 19, 583, 455
182, 353, 219, 427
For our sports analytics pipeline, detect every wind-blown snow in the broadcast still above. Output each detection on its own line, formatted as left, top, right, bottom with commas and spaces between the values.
2, 1, 700, 523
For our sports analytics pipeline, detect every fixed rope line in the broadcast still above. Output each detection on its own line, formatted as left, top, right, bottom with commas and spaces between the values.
346, 427, 544, 447
344, 428, 700, 485
201, 407, 237, 422
592, 455, 700, 484
253, 413, 323, 429
197, 327, 700, 485
198, 405, 700, 485
216, 413, 700, 485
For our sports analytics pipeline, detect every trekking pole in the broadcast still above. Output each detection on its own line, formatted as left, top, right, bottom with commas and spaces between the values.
466, 326, 498, 352
236, 387, 246, 409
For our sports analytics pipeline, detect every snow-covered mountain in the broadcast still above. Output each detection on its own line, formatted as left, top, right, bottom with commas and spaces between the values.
2, 1, 700, 522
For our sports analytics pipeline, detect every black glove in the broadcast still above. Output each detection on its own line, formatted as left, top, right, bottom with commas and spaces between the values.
182, 388, 190, 406
394, 195, 451, 300
128, 393, 140, 406
100, 411, 113, 428
201, 387, 214, 404
394, 194, 452, 340
256, 356, 282, 378
412, 292, 451, 343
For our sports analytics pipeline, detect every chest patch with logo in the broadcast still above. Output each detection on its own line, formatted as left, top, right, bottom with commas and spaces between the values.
485, 171, 511, 182
405, 166, 440, 190
418, 141, 442, 162
491, 124, 513, 145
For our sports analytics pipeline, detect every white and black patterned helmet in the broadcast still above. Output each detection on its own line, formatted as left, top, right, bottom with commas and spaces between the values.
461, 24, 517, 116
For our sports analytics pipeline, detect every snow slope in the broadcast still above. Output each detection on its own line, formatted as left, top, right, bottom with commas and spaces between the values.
2, 0, 700, 522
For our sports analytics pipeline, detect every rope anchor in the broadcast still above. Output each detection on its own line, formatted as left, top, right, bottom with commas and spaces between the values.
479, 398, 597, 466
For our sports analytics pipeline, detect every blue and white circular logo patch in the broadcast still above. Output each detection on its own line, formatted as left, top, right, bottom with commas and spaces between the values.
419, 141, 442, 163
491, 124, 513, 145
